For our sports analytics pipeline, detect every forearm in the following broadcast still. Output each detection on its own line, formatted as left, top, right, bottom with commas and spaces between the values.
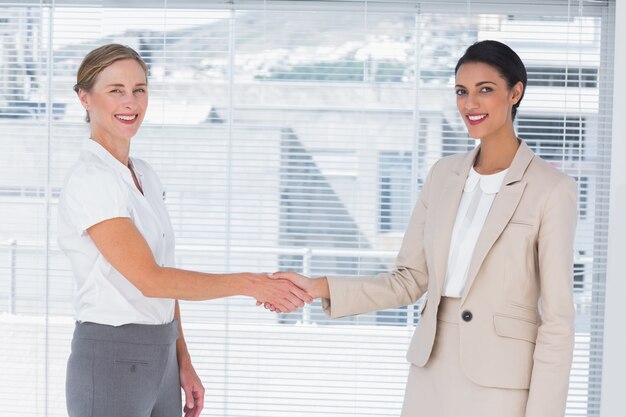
143, 268, 308, 313
174, 300, 206, 413
322, 270, 426, 319
87, 218, 260, 301
320, 177, 430, 318
140, 267, 254, 301
174, 300, 192, 367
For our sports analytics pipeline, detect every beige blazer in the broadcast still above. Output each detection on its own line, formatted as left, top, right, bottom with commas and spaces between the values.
323, 141, 577, 417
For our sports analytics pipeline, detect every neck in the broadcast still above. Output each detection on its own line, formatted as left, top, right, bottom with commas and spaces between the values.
474, 125, 519, 175
90, 134, 131, 166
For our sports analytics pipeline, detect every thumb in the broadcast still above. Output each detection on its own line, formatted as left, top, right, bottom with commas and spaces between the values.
184, 385, 195, 409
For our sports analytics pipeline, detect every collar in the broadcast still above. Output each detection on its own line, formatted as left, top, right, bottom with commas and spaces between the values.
453, 140, 535, 186
464, 167, 509, 194
82, 139, 142, 183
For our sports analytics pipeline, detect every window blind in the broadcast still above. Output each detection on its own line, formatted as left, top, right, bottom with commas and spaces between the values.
0, 1, 614, 416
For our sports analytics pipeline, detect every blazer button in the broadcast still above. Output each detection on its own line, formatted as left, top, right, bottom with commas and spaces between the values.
461, 310, 473, 322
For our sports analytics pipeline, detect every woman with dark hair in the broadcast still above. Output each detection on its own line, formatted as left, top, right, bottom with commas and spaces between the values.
58, 44, 311, 417
271, 40, 577, 417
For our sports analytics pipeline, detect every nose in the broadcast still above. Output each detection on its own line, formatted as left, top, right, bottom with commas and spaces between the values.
121, 92, 138, 109
464, 93, 479, 111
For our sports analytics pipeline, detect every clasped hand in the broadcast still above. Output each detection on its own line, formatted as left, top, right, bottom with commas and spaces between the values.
253, 272, 324, 313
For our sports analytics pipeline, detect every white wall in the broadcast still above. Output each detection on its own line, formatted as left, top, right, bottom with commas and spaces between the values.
600, 1, 626, 416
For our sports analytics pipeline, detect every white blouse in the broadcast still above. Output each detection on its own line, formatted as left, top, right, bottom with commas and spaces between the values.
442, 167, 509, 298
57, 139, 176, 326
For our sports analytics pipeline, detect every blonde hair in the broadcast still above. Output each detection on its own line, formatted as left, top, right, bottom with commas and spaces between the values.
74, 44, 148, 122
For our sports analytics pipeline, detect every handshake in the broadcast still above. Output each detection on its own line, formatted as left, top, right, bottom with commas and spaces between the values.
250, 271, 330, 313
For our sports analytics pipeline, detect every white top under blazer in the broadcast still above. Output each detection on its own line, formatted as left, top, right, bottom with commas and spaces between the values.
443, 166, 509, 297
58, 139, 175, 326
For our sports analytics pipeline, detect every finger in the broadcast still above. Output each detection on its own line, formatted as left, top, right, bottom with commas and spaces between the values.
264, 302, 278, 312
190, 402, 201, 417
189, 396, 201, 417
277, 297, 298, 312
195, 386, 205, 417
272, 300, 290, 313
187, 385, 203, 417
281, 288, 305, 309
288, 283, 313, 304
183, 385, 194, 410
280, 291, 301, 310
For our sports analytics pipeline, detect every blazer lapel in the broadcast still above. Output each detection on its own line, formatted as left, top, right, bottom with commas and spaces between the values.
432, 148, 478, 297
460, 141, 535, 302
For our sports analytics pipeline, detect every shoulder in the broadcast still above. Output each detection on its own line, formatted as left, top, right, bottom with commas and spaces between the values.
61, 156, 126, 203
434, 152, 467, 173
526, 155, 578, 192
64, 160, 119, 191
521, 155, 578, 221
417, 150, 474, 195
425, 150, 471, 184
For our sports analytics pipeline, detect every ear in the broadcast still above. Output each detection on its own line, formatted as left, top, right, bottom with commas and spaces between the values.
78, 89, 90, 109
510, 81, 524, 105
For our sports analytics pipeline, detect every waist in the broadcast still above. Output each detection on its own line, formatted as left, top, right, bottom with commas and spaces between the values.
73, 320, 179, 344
74, 283, 175, 326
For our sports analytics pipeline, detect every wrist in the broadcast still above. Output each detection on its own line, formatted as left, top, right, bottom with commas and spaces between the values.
177, 351, 193, 368
236, 272, 256, 298
177, 353, 191, 368
314, 276, 330, 299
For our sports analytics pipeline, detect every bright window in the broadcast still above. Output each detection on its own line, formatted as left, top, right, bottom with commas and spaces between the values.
0, 1, 614, 416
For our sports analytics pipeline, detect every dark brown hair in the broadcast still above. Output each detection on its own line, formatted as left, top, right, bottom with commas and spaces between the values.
455, 40, 527, 121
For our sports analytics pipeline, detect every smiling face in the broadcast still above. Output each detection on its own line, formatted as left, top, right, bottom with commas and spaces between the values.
78, 58, 148, 144
455, 61, 523, 142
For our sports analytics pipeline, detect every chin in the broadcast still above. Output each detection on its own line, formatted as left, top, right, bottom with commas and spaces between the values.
464, 128, 482, 140
118, 131, 139, 141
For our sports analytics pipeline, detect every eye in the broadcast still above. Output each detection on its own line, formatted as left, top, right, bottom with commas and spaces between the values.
109, 88, 122, 94
480, 86, 493, 93
455, 89, 467, 96
134, 88, 146, 94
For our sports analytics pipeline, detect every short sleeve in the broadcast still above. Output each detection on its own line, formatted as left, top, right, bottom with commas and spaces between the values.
60, 163, 131, 235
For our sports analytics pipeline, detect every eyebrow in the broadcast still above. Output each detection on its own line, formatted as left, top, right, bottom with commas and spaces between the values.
105, 83, 148, 88
455, 81, 497, 88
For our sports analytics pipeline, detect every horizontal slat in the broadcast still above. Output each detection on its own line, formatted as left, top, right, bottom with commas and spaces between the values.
0, 1, 613, 416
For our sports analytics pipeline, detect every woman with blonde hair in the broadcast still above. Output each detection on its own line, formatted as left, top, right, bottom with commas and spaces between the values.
58, 44, 311, 417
